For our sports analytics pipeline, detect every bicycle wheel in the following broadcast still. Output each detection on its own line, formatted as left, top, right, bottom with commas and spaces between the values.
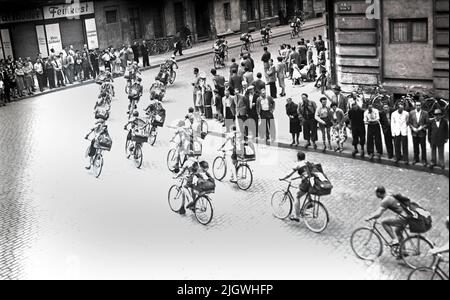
400, 236, 436, 269
302, 200, 329, 233
350, 228, 383, 261
169, 71, 176, 85
408, 267, 444, 280
93, 154, 103, 178
194, 196, 213, 225
236, 164, 253, 191
213, 56, 221, 69
168, 185, 184, 213
125, 136, 131, 155
271, 191, 292, 220
148, 127, 157, 146
212, 156, 227, 181
134, 144, 143, 169
167, 149, 178, 172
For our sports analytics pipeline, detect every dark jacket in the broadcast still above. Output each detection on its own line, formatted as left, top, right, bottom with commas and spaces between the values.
428, 119, 449, 146
348, 108, 365, 128
409, 110, 430, 137
379, 110, 393, 133
252, 79, 266, 96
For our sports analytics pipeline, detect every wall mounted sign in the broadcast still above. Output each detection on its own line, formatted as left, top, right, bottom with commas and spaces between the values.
85, 18, 99, 49
43, 1, 94, 20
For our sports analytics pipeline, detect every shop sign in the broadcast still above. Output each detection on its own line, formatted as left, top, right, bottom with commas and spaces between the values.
84, 18, 99, 50
43, 1, 94, 20
45, 23, 63, 54
338, 3, 352, 12
0, 9, 43, 24
0, 29, 14, 60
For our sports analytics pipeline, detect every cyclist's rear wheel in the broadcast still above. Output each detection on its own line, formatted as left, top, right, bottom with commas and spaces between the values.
371, 96, 385, 111
168, 185, 183, 213
213, 56, 221, 69
148, 128, 157, 146
271, 191, 292, 220
134, 144, 143, 169
236, 164, 253, 191
212, 156, 227, 181
167, 149, 178, 172
125, 137, 131, 155
302, 200, 329, 233
400, 236, 436, 269
350, 228, 383, 261
93, 154, 103, 178
194, 196, 213, 225
408, 267, 444, 280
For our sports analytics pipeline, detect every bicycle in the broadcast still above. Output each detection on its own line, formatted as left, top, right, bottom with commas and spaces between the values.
125, 129, 145, 169
168, 175, 214, 225
423, 97, 449, 121
240, 35, 254, 54
408, 254, 449, 280
290, 24, 300, 39
260, 32, 271, 46
85, 138, 106, 178
212, 150, 253, 191
350, 220, 436, 269
184, 35, 193, 49
213, 52, 225, 69
271, 178, 329, 233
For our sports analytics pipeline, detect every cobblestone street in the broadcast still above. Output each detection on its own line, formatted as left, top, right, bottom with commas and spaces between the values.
1, 27, 449, 280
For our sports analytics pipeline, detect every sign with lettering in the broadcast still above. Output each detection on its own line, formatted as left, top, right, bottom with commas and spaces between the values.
45, 23, 63, 54
0, 39, 4, 60
43, 1, 94, 20
0, 29, 14, 60
338, 3, 352, 12
85, 18, 99, 50
36, 25, 49, 58
0, 9, 43, 24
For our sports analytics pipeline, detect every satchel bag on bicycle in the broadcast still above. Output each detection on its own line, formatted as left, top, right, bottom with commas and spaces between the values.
394, 194, 433, 234
307, 163, 333, 196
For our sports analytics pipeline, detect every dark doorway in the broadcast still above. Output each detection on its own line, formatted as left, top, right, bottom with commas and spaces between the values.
174, 2, 185, 35
286, 0, 303, 19
153, 3, 165, 38
195, 0, 210, 39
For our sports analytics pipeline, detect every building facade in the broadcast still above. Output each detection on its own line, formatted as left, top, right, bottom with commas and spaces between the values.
325, 0, 449, 99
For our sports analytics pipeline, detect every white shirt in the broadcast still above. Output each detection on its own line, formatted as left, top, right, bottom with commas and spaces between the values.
34, 62, 43, 74
391, 110, 410, 136
364, 108, 380, 124
260, 98, 269, 111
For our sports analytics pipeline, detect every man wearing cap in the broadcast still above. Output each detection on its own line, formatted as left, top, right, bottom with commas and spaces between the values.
211, 68, 226, 97
428, 109, 448, 170
324, 85, 348, 115
391, 103, 410, 164
298, 93, 318, 149
409, 101, 430, 166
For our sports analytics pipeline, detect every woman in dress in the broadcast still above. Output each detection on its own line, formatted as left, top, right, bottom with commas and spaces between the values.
330, 102, 347, 152
286, 98, 301, 146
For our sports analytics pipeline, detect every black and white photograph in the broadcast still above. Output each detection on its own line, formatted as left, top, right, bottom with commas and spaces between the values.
0, 0, 448, 282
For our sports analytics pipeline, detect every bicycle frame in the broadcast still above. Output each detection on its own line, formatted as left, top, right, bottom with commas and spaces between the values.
281, 179, 322, 216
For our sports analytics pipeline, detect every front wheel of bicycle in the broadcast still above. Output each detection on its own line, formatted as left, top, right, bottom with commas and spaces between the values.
212, 156, 227, 181
236, 164, 253, 191
168, 185, 184, 213
93, 154, 104, 178
408, 267, 444, 280
148, 127, 157, 146
303, 200, 329, 233
194, 196, 214, 225
167, 149, 178, 172
169, 71, 176, 85
400, 235, 436, 269
350, 227, 383, 261
134, 144, 143, 169
271, 191, 292, 220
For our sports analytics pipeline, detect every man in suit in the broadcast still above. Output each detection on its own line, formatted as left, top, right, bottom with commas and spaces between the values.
235, 83, 250, 135
229, 69, 243, 95
324, 85, 348, 115
380, 104, 394, 159
409, 101, 430, 166
140, 41, 150, 67
428, 109, 448, 170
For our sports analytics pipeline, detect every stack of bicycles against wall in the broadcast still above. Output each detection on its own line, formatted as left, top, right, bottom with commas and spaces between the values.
394, 194, 433, 234
306, 163, 333, 196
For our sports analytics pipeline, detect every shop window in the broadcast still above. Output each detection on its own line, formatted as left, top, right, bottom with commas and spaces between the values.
224, 3, 232, 20
129, 7, 142, 40
390, 19, 428, 43
105, 10, 117, 24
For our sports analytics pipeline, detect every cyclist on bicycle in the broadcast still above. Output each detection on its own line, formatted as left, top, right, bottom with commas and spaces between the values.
124, 111, 145, 157
429, 216, 449, 255
366, 186, 409, 247
261, 25, 272, 44
173, 157, 200, 215
279, 151, 312, 223
164, 54, 178, 78
213, 38, 226, 67
85, 119, 108, 170
218, 125, 240, 183
240, 32, 253, 51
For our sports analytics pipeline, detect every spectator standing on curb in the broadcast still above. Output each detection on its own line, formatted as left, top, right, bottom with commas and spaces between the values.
0, 75, 5, 106
34, 57, 45, 92
348, 102, 366, 158
315, 97, 332, 152
409, 101, 429, 166
364, 104, 383, 161
428, 109, 448, 170
286, 98, 301, 146
391, 103, 410, 165
380, 104, 394, 160
45, 57, 55, 89
266, 59, 277, 99
141, 41, 150, 67
132, 42, 140, 64
276, 57, 286, 97
257, 89, 275, 142
53, 54, 65, 87
298, 93, 317, 150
